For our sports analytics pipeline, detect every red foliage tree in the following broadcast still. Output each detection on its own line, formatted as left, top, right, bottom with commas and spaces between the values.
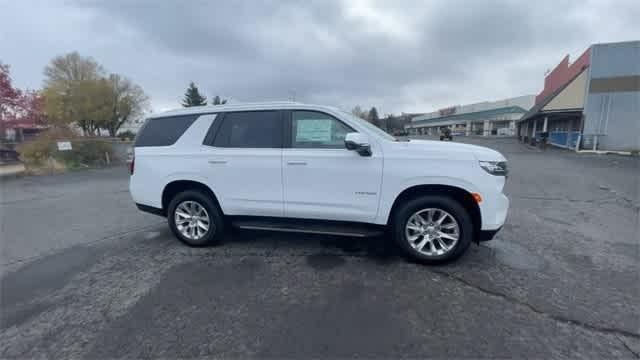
0, 62, 45, 141
1, 62, 21, 109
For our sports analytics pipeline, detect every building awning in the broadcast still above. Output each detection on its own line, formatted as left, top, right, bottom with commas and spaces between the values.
520, 68, 587, 123
411, 106, 528, 125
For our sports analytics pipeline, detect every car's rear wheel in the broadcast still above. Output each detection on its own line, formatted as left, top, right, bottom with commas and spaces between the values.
393, 195, 473, 264
167, 190, 224, 246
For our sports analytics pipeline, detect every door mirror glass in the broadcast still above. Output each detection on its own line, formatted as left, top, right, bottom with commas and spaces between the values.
344, 132, 371, 156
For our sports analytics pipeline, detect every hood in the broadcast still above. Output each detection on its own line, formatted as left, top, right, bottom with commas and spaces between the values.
398, 139, 506, 161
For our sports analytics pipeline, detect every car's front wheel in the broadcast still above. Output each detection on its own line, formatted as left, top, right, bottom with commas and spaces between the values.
167, 190, 224, 246
393, 195, 473, 264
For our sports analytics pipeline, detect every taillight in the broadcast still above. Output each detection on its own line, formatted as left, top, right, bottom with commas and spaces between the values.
127, 148, 135, 175
128, 157, 135, 175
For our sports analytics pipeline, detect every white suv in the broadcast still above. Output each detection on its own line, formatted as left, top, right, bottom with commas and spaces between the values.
130, 102, 509, 263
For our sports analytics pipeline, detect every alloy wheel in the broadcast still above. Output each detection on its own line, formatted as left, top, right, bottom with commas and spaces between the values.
174, 200, 212, 241
404, 208, 460, 256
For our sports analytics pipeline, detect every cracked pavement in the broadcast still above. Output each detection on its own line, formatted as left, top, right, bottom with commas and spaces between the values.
1, 137, 638, 358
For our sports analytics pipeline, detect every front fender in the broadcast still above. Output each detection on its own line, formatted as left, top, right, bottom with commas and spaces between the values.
374, 176, 480, 225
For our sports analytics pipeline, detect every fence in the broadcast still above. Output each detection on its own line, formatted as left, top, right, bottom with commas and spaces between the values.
533, 130, 581, 150
11, 136, 133, 174
548, 131, 581, 149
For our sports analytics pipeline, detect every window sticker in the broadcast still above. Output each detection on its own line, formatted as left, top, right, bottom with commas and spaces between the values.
296, 119, 332, 142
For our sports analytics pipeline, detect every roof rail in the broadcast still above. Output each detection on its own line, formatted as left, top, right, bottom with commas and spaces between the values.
150, 100, 317, 118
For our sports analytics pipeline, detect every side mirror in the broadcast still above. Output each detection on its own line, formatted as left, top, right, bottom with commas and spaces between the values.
344, 132, 372, 157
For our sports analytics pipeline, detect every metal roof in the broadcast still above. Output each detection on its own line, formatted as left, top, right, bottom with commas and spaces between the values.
410, 106, 528, 125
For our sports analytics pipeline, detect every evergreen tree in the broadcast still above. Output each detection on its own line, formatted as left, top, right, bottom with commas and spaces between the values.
368, 106, 380, 127
182, 82, 207, 107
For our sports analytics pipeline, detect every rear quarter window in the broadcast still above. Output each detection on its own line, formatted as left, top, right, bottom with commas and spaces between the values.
134, 115, 199, 147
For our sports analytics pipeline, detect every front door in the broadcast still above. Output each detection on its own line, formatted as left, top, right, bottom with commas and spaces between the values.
282, 110, 383, 223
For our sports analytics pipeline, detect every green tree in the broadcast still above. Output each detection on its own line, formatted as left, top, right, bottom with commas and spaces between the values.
77, 78, 113, 135
211, 95, 227, 105
182, 82, 207, 107
43, 76, 112, 136
42, 52, 107, 134
367, 106, 380, 127
42, 52, 149, 137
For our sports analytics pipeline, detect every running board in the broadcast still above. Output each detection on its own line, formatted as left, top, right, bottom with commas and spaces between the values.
231, 218, 384, 237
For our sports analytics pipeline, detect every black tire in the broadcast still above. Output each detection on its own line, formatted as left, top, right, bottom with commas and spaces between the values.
167, 190, 224, 247
392, 195, 473, 264
440, 136, 444, 141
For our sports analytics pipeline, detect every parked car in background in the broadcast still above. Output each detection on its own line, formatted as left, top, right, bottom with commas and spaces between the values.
497, 128, 514, 136
440, 127, 453, 141
129, 102, 509, 264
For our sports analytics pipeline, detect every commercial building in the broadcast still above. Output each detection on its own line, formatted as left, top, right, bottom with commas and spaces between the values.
405, 95, 534, 136
518, 40, 639, 151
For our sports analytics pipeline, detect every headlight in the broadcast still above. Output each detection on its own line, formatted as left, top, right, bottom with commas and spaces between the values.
479, 161, 508, 176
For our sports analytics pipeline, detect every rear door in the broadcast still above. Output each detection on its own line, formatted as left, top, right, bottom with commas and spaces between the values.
282, 110, 383, 223
203, 111, 284, 217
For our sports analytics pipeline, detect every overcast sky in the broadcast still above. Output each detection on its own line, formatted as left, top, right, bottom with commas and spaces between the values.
1, 0, 638, 115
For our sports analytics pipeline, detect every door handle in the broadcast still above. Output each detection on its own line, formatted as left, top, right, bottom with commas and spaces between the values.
287, 161, 307, 166
208, 160, 227, 164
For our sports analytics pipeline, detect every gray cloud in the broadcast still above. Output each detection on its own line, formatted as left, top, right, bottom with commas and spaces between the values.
1, 0, 639, 115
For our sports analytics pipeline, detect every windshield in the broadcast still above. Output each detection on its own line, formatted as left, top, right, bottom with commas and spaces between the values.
340, 111, 397, 141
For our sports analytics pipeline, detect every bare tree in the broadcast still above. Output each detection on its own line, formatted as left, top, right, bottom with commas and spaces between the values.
351, 105, 368, 120
104, 74, 149, 137
43, 52, 103, 88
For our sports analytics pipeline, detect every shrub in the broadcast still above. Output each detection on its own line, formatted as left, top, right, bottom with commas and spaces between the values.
117, 130, 136, 141
17, 129, 68, 168
55, 140, 114, 169
17, 129, 115, 171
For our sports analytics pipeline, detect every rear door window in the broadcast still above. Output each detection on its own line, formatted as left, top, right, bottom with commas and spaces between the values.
134, 115, 199, 147
213, 111, 283, 148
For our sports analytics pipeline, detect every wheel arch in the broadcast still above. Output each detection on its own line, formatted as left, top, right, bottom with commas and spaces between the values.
161, 180, 223, 216
387, 184, 481, 237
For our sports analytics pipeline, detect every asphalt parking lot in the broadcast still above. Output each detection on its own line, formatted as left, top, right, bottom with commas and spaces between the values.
1, 137, 638, 358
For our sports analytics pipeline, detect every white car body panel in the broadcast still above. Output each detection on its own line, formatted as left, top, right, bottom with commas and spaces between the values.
203, 146, 284, 216
130, 102, 509, 233
373, 139, 508, 230
282, 147, 383, 223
